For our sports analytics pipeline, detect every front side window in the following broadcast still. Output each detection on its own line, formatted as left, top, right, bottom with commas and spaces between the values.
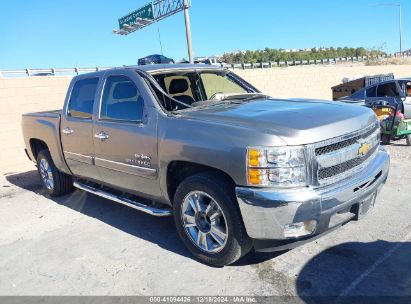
377, 82, 398, 97
100, 76, 144, 122
68, 78, 99, 119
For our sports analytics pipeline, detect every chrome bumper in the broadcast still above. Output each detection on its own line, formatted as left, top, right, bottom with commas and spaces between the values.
236, 147, 390, 245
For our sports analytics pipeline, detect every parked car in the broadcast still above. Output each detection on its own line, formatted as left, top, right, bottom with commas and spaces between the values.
138, 54, 174, 65
203, 57, 220, 66
22, 64, 389, 266
340, 78, 411, 117
331, 74, 394, 101
203, 57, 230, 68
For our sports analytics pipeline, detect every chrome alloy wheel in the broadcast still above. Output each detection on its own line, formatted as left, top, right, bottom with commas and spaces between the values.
39, 158, 54, 190
181, 191, 228, 253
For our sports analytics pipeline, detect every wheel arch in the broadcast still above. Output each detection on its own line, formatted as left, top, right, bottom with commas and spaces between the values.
29, 138, 49, 160
166, 161, 236, 204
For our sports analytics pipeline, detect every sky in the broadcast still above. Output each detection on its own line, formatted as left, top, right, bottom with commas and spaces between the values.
0, 0, 409, 69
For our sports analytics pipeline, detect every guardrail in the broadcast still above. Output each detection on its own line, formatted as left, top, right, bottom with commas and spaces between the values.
0, 67, 112, 78
227, 53, 411, 70
1, 53, 410, 78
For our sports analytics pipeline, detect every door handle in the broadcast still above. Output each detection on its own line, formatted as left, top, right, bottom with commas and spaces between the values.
94, 131, 110, 141
62, 127, 74, 135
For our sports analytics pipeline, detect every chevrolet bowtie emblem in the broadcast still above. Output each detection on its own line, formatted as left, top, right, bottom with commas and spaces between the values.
358, 143, 370, 156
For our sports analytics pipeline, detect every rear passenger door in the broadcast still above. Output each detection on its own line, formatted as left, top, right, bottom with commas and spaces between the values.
93, 71, 160, 198
61, 76, 101, 180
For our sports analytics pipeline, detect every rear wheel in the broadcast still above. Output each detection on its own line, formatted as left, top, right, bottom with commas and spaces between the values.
37, 150, 73, 197
381, 134, 391, 145
173, 172, 252, 266
406, 134, 411, 146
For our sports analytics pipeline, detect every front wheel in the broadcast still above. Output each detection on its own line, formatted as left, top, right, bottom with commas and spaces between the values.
406, 134, 411, 146
173, 172, 252, 266
37, 150, 73, 197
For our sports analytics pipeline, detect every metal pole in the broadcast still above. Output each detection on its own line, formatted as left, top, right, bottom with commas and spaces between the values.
157, 27, 164, 55
399, 4, 403, 56
183, 0, 194, 63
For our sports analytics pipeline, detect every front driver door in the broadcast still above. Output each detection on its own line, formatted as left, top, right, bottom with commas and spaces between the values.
367, 81, 401, 106
93, 71, 160, 198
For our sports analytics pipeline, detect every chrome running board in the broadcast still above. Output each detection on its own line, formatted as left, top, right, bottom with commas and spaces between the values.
73, 181, 172, 217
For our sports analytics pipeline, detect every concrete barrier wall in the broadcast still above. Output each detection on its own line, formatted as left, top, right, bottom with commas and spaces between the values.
1, 64, 411, 174
0, 77, 72, 174
235, 64, 411, 99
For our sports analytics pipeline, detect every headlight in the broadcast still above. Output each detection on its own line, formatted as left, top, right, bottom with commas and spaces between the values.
247, 146, 307, 187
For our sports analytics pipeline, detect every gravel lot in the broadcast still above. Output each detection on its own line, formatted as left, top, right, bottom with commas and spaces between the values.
0, 142, 410, 299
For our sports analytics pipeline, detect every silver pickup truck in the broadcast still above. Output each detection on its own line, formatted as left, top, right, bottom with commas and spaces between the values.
22, 64, 390, 266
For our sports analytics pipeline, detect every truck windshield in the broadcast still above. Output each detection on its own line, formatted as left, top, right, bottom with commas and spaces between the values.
148, 70, 258, 112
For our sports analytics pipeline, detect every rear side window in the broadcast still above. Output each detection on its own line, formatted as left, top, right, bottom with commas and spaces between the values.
68, 78, 99, 119
100, 76, 144, 122
366, 86, 376, 98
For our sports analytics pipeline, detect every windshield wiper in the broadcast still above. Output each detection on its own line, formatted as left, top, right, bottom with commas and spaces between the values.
191, 94, 268, 109
216, 93, 268, 103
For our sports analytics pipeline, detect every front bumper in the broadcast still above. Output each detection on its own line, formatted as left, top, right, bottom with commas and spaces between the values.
236, 147, 390, 251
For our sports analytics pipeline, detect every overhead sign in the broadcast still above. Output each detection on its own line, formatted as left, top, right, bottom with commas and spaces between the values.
118, 3, 154, 29
113, 0, 191, 36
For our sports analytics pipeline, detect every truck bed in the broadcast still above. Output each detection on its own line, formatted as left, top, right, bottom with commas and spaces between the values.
21, 109, 70, 174
22, 109, 62, 118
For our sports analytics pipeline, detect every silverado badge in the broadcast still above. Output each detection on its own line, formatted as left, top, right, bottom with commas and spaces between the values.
358, 143, 370, 157
125, 153, 151, 167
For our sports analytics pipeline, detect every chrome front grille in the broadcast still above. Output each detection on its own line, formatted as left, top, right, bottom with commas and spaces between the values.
318, 144, 378, 180
310, 122, 380, 186
315, 125, 378, 156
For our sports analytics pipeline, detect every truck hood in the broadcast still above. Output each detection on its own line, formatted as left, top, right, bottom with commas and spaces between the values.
179, 98, 377, 145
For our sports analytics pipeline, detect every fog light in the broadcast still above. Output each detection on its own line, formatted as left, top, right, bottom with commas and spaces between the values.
284, 220, 317, 238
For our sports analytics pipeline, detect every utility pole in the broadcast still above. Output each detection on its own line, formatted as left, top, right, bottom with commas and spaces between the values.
183, 0, 194, 63
373, 3, 404, 56
399, 4, 403, 55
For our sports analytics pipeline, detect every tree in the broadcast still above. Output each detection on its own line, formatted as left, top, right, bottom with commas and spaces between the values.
220, 47, 386, 64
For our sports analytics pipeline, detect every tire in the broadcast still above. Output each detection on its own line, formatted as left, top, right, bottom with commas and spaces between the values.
406, 134, 411, 146
36, 150, 73, 197
381, 134, 391, 145
173, 172, 252, 267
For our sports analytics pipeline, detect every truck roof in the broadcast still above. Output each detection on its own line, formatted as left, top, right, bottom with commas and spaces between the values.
73, 64, 224, 79
127, 63, 223, 73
